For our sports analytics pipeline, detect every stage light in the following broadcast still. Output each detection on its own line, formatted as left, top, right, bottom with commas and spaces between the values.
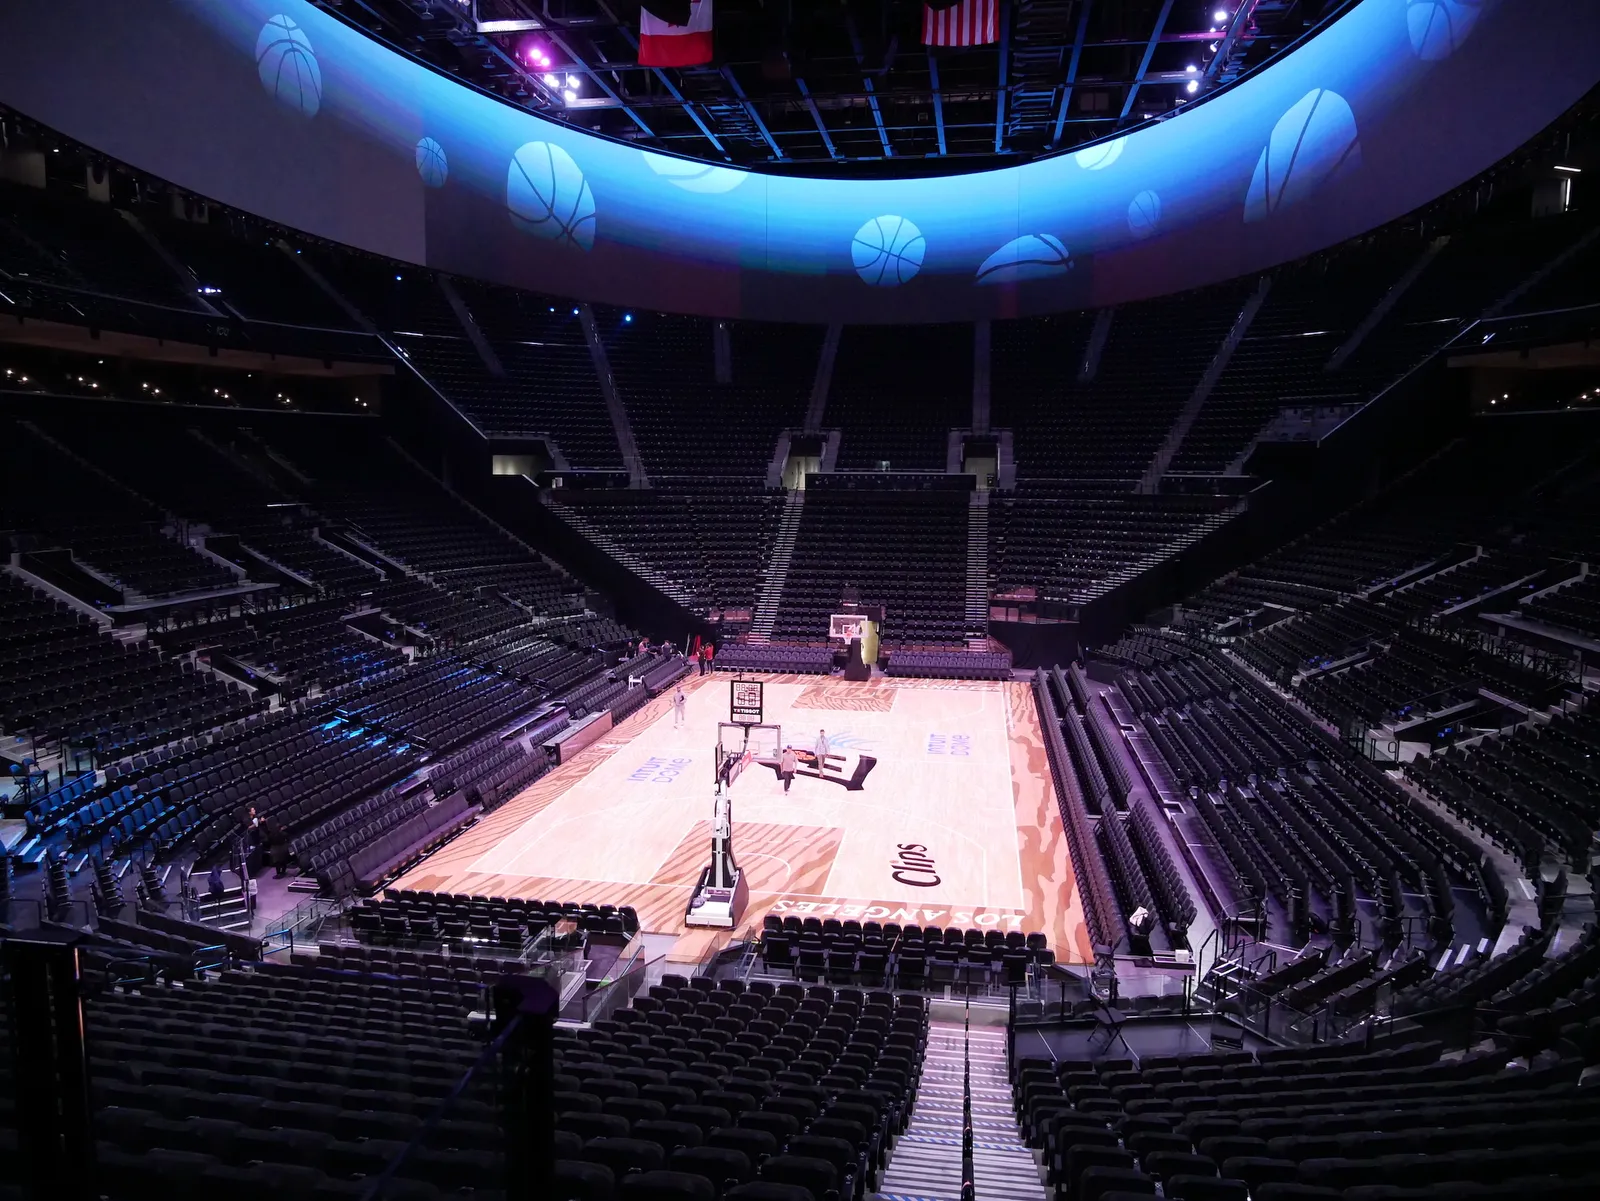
571, 307, 580, 316
394, 274, 402, 281
563, 89, 578, 102
1187, 80, 1200, 93
566, 74, 580, 89
1215, 9, 1229, 22
1186, 64, 1198, 73
543, 73, 558, 86
623, 313, 633, 323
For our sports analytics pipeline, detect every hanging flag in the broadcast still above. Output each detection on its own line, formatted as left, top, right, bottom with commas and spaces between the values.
922, 0, 1000, 47
639, 0, 715, 68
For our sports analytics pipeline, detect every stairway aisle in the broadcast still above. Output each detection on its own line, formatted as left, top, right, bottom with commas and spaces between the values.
877, 1020, 1046, 1201
964, 492, 991, 645
749, 491, 804, 644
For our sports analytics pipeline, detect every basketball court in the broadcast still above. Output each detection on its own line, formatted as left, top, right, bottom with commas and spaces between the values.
396, 673, 1092, 964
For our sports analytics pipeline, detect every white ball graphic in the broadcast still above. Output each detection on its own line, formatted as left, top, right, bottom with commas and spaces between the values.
1074, 137, 1126, 171
1127, 190, 1162, 239
1406, 0, 1486, 62
256, 14, 322, 117
644, 152, 747, 195
1244, 89, 1361, 223
415, 137, 448, 188
507, 142, 596, 251
851, 216, 925, 287
975, 234, 1072, 285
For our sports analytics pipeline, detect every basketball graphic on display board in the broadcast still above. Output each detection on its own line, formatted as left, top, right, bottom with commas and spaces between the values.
644, 152, 747, 195
506, 142, 596, 251
255, 14, 322, 117
415, 137, 448, 188
1244, 89, 1361, 223
1407, 0, 1487, 62
1074, 137, 1126, 171
851, 216, 925, 287
974, 234, 1072, 285
1127, 190, 1163, 239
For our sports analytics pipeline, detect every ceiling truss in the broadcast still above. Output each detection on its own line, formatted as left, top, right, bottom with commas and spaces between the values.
314, 0, 1351, 173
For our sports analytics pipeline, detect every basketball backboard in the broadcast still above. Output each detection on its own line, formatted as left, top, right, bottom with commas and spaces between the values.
716, 721, 782, 785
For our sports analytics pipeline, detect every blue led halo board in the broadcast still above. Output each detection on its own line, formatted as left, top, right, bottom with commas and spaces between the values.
0, 0, 1594, 323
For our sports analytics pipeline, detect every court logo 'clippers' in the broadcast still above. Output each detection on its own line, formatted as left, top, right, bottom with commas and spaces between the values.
891, 843, 941, 888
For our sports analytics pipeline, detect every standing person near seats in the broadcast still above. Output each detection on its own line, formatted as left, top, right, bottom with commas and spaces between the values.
779, 745, 798, 793
672, 684, 687, 729
207, 862, 226, 906
703, 641, 715, 675
266, 817, 290, 879
814, 729, 830, 774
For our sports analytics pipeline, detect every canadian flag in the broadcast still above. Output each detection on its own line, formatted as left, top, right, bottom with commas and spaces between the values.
639, 0, 715, 68
923, 0, 999, 47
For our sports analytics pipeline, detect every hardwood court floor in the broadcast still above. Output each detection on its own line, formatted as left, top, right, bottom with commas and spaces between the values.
396, 673, 1092, 964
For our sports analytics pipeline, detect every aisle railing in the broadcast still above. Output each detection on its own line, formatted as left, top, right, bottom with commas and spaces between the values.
960, 993, 975, 1201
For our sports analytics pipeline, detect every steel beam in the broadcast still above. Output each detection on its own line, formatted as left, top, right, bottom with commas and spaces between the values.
928, 52, 948, 157
1051, 0, 1093, 149
722, 65, 784, 159
845, 11, 894, 157
795, 78, 842, 160
994, 0, 1011, 154
1119, 0, 1176, 122
1203, 1, 1256, 83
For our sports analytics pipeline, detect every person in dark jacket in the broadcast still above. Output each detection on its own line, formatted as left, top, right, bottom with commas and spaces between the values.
266, 818, 291, 878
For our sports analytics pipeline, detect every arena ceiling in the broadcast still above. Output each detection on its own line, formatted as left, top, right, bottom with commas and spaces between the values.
314, 0, 1355, 172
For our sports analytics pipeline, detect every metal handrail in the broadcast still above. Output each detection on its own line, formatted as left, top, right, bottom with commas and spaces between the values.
960, 991, 975, 1201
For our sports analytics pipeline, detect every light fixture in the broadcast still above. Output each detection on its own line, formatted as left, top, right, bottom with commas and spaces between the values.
394, 274, 402, 281
563, 89, 578, 103
566, 74, 580, 89
1554, 165, 1581, 173
1214, 9, 1229, 23
623, 313, 633, 323
1185, 64, 1198, 73
1186, 80, 1199, 93
543, 73, 558, 86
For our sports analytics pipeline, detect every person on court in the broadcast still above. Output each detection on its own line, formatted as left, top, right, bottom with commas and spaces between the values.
672, 684, 687, 728
779, 745, 798, 793
814, 729, 830, 774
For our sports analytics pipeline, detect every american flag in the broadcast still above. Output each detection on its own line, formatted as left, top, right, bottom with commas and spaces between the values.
922, 0, 1000, 47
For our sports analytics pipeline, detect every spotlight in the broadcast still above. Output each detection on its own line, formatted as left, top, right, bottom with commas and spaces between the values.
1214, 9, 1229, 22
571, 307, 580, 316
566, 74, 580, 89
563, 89, 578, 103
543, 73, 558, 86
623, 313, 633, 323
1185, 64, 1198, 73
394, 274, 402, 281
1186, 79, 1199, 93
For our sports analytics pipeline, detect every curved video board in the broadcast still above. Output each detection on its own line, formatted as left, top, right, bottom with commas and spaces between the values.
0, 0, 1594, 323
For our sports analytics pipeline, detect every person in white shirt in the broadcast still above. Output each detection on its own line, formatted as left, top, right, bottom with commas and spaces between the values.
814, 729, 830, 773
672, 685, 687, 728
